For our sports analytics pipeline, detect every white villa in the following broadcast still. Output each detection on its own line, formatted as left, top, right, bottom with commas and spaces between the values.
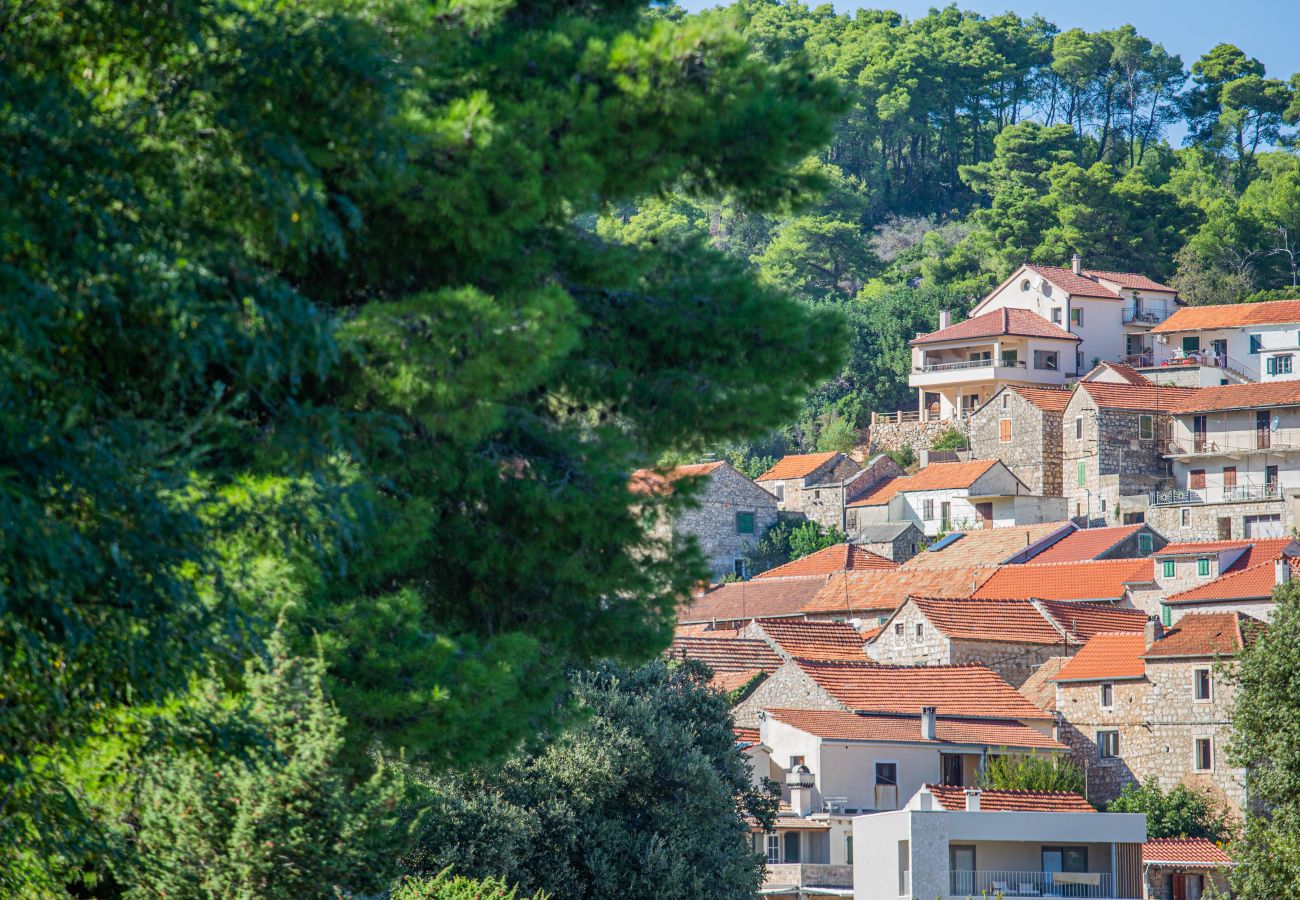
1147, 297, 1300, 384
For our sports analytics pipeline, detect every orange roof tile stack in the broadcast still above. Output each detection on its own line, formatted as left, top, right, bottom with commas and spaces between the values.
1143, 612, 1264, 659
755, 544, 898, 579
1142, 838, 1234, 866
1008, 385, 1074, 412
794, 660, 1049, 720
925, 783, 1096, 812
1052, 634, 1148, 682
972, 558, 1154, 602
764, 709, 1065, 750
903, 522, 1074, 569
1167, 380, 1300, 413
1152, 298, 1300, 334
912, 308, 1082, 345
908, 597, 1065, 644
756, 452, 839, 481
680, 577, 829, 623
668, 636, 782, 673
1037, 600, 1149, 641
801, 567, 994, 615
629, 460, 724, 496
753, 618, 868, 660
1028, 524, 1145, 563
849, 460, 1002, 507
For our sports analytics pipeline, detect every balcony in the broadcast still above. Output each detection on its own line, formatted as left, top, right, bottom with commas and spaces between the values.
1167, 435, 1300, 457
1122, 306, 1163, 325
916, 359, 1026, 374
762, 863, 854, 896
1149, 483, 1282, 506
951, 870, 1115, 899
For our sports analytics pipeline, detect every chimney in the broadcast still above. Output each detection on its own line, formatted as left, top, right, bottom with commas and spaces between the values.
1071, 253, 1083, 276
1277, 558, 1292, 586
965, 788, 982, 812
920, 706, 937, 741
1145, 617, 1163, 648
917, 787, 935, 811
938, 310, 951, 330
786, 765, 816, 817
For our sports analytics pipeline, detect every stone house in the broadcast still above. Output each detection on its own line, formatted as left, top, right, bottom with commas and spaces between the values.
849, 522, 925, 563
756, 452, 869, 530
969, 384, 1071, 495
1022, 522, 1165, 563
798, 566, 998, 626
1051, 614, 1264, 812
739, 617, 869, 662
631, 460, 778, 581
1137, 537, 1300, 622
866, 596, 1147, 688
1147, 380, 1300, 541
1060, 378, 1200, 527
971, 557, 1156, 605
1142, 839, 1234, 900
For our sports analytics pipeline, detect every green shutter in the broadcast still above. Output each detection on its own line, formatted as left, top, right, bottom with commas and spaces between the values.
1163, 560, 1175, 578
1197, 558, 1210, 576
1077, 461, 1086, 486
1138, 533, 1153, 554
1161, 604, 1171, 627
736, 511, 756, 535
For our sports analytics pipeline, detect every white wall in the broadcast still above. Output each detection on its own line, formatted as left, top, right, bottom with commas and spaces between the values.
1156, 324, 1300, 382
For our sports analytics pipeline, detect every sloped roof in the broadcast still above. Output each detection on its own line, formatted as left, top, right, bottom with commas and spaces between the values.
925, 783, 1096, 812
1156, 538, 1291, 557
1152, 298, 1300, 334
856, 522, 922, 542
1028, 524, 1146, 563
756, 452, 839, 481
1085, 270, 1177, 292
1037, 600, 1149, 641
849, 460, 1004, 508
629, 460, 725, 496
680, 577, 829, 623
904, 522, 1074, 569
795, 660, 1049, 719
911, 307, 1081, 346
668, 636, 782, 673
765, 709, 1064, 750
1087, 361, 1152, 386
1018, 657, 1071, 711
1008, 385, 1074, 413
1077, 381, 1202, 411
1028, 264, 1124, 298
1143, 612, 1263, 659
909, 597, 1065, 644
733, 726, 761, 747
712, 669, 767, 693
972, 558, 1154, 601
801, 567, 994, 615
752, 618, 868, 661
755, 544, 898, 579
1142, 838, 1234, 866
1167, 380, 1300, 414
1052, 633, 1148, 682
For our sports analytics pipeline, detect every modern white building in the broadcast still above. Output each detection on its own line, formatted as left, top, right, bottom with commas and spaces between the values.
853, 785, 1147, 900
1148, 298, 1300, 383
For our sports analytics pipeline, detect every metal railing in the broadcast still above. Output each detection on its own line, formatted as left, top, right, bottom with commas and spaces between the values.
1149, 483, 1281, 506
1168, 435, 1300, 455
951, 870, 1114, 898
1123, 307, 1163, 324
1151, 350, 1259, 380
915, 358, 1029, 373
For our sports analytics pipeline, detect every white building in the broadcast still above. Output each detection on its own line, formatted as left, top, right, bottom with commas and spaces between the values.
1148, 297, 1300, 383
853, 785, 1147, 900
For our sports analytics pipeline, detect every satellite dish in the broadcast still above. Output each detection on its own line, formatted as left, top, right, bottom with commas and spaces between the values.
1273, 416, 1281, 432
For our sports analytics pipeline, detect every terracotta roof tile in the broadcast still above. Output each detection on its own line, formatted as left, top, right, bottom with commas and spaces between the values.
909, 597, 1065, 644
1142, 838, 1234, 865
1027, 265, 1123, 298
1078, 382, 1202, 411
674, 624, 741, 638
756, 452, 839, 481
1018, 657, 1071, 711
668, 636, 782, 673
751, 618, 869, 660
1152, 298, 1300, 334
795, 660, 1049, 719
912, 308, 1081, 346
848, 460, 1003, 508
680, 577, 830, 624
925, 783, 1096, 812
1091, 362, 1152, 386
733, 726, 761, 747
1085, 270, 1176, 293
755, 544, 898, 579
904, 522, 1075, 568
1167, 380, 1300, 414
712, 669, 767, 693
972, 559, 1154, 601
801, 567, 993, 615
1029, 525, 1146, 563
1156, 538, 1282, 557
1052, 633, 1148, 682
765, 708, 1065, 750
629, 461, 724, 496
1143, 612, 1264, 659
1008, 385, 1074, 412
1037, 600, 1149, 641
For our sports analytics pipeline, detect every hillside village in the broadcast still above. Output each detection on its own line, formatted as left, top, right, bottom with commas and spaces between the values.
653, 262, 1300, 899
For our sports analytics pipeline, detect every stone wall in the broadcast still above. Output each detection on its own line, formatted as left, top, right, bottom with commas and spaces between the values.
864, 602, 950, 667
1146, 868, 1231, 900
869, 419, 968, 455
949, 639, 1074, 690
969, 390, 1063, 496
857, 534, 923, 564
1062, 392, 1172, 526
674, 464, 779, 580
732, 663, 841, 728
1145, 497, 1290, 542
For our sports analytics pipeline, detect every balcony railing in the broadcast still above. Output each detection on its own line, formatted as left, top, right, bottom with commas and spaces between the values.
915, 358, 1027, 373
1167, 435, 1300, 456
951, 869, 1114, 898
1149, 483, 1282, 506
1123, 307, 1163, 324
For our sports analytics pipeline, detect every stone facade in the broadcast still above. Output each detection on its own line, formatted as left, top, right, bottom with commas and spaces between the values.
1061, 390, 1172, 527
851, 523, 926, 564
1145, 494, 1293, 542
868, 418, 968, 456
763, 453, 865, 531
731, 662, 842, 728
1145, 866, 1231, 900
668, 462, 779, 581
969, 388, 1064, 496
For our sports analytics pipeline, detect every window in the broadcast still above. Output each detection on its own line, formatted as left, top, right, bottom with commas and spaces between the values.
847, 509, 858, 530
923, 499, 935, 520
875, 762, 898, 786
1269, 354, 1294, 375
1190, 469, 1206, 490
1194, 668, 1212, 701
1020, 279, 1032, 292
1194, 737, 1213, 771
1051, 308, 1063, 324
1043, 847, 1088, 874
766, 834, 781, 864
1034, 350, 1059, 371
790, 755, 805, 767
1161, 603, 1171, 626
1181, 508, 1191, 527
1097, 730, 1119, 759
999, 418, 1013, 443
898, 840, 910, 896
1100, 683, 1114, 708
784, 832, 801, 864
894, 623, 903, 637
1267, 464, 1280, 486
1183, 335, 1202, 354
1223, 466, 1237, 487
1002, 393, 1010, 410
970, 351, 992, 363
773, 483, 784, 501
1077, 461, 1086, 487
1139, 414, 1154, 440
1250, 333, 1263, 354
915, 623, 924, 640
736, 511, 756, 535
813, 489, 821, 499
734, 559, 745, 578
1100, 497, 1107, 512
1071, 307, 1083, 326
1075, 416, 1083, 439
846, 836, 854, 866
1139, 533, 1154, 554
1163, 559, 1176, 578
1076, 349, 1084, 372
1197, 557, 1210, 577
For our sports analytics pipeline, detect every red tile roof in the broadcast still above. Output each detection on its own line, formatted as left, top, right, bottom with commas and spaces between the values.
904, 522, 1075, 569
1091, 362, 1152, 386
1085, 270, 1177, 293
1166, 546, 1300, 604
1153, 298, 1300, 334
1019, 657, 1071, 711
925, 783, 1096, 812
912, 308, 1081, 345
1037, 600, 1149, 641
1077, 381, 1202, 411
755, 544, 898, 579
1156, 538, 1270, 556
713, 669, 767, 692
679, 577, 830, 624
848, 460, 1001, 507
1052, 633, 1148, 682
1027, 264, 1127, 298
733, 726, 761, 747
765, 709, 1064, 750
1028, 525, 1146, 563
801, 567, 993, 615
629, 461, 725, 496
795, 660, 1049, 720
972, 559, 1154, 601
756, 452, 839, 481
1167, 380, 1300, 414
909, 597, 1065, 644
1143, 612, 1264, 659
1142, 838, 1234, 866
668, 636, 782, 673
752, 618, 868, 661
1008, 385, 1075, 413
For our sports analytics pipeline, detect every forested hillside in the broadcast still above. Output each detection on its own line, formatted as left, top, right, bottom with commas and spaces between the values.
626, 3, 1300, 468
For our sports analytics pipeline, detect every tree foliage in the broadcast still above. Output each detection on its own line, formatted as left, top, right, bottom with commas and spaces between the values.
1105, 779, 1232, 842
744, 519, 849, 576
978, 753, 1086, 794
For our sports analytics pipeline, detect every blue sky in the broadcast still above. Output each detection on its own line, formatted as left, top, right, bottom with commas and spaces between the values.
674, 0, 1298, 81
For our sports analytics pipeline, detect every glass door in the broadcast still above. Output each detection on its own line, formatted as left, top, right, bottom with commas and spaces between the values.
950, 845, 976, 896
